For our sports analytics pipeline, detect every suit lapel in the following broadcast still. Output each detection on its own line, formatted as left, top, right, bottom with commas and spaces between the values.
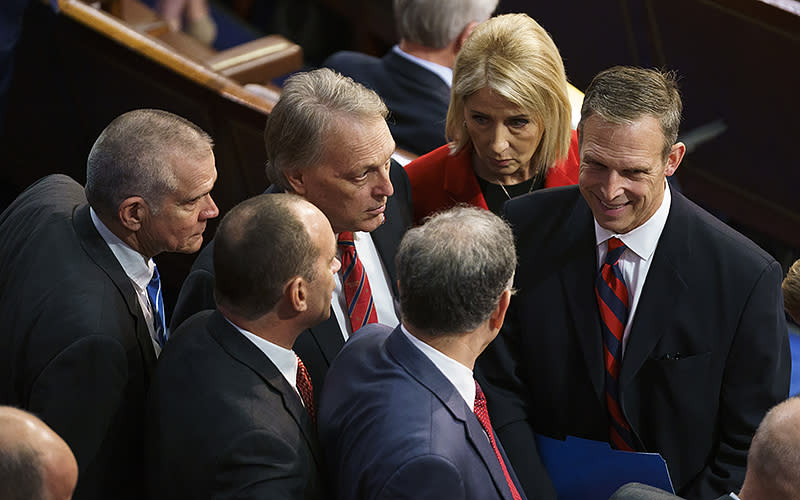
385, 329, 515, 500
371, 161, 411, 297
557, 199, 606, 401
208, 311, 324, 466
72, 205, 157, 379
620, 193, 690, 386
306, 313, 345, 365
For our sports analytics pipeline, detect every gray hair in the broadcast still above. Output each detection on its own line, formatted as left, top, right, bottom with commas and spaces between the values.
393, 0, 498, 49
578, 66, 682, 160
214, 194, 319, 320
396, 205, 516, 336
85, 109, 213, 217
264, 68, 388, 191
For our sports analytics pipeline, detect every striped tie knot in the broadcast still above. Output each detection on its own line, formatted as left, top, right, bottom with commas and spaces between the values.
605, 237, 626, 265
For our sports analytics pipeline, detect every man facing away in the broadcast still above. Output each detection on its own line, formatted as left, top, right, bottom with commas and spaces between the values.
477, 66, 789, 499
0, 109, 218, 499
324, 0, 498, 155
319, 206, 528, 500
147, 194, 338, 499
0, 406, 78, 500
170, 68, 413, 396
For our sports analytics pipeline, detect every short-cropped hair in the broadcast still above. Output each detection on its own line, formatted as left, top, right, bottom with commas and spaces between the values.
579, 66, 682, 160
446, 13, 572, 175
392, 0, 497, 49
85, 109, 213, 217
396, 205, 516, 335
213, 194, 319, 320
0, 443, 42, 500
783, 259, 800, 323
264, 68, 388, 191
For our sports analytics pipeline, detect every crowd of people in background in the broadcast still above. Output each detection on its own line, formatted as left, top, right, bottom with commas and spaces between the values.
1, 2, 798, 500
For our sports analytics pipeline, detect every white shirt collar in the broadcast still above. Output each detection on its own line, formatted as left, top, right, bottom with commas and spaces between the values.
225, 317, 299, 392
593, 181, 672, 261
401, 325, 476, 411
392, 45, 453, 87
90, 207, 153, 288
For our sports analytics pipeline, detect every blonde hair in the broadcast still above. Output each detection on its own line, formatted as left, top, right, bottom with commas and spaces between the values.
445, 13, 572, 175
783, 259, 800, 323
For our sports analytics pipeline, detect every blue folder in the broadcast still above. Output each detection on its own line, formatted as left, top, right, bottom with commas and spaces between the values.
535, 434, 674, 500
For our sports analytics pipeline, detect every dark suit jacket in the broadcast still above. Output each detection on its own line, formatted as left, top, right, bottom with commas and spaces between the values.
0, 174, 157, 500
169, 160, 413, 398
324, 50, 450, 156
318, 324, 528, 500
146, 309, 326, 499
477, 186, 790, 499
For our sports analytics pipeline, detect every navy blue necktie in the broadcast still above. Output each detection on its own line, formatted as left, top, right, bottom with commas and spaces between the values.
146, 265, 168, 347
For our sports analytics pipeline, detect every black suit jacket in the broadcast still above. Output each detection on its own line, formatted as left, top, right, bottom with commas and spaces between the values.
146, 309, 325, 499
324, 50, 450, 156
478, 186, 789, 499
169, 161, 413, 398
0, 175, 157, 500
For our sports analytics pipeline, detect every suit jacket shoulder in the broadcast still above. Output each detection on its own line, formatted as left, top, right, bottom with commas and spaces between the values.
147, 310, 325, 499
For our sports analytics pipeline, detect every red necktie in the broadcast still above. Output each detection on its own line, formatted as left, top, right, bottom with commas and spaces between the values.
474, 382, 523, 500
596, 237, 635, 451
338, 231, 378, 333
295, 355, 315, 424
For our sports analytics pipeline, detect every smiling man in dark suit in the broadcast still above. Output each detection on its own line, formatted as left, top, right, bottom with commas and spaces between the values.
320, 206, 527, 500
0, 109, 219, 500
147, 194, 336, 499
478, 66, 790, 499
323, 0, 497, 156
170, 68, 413, 397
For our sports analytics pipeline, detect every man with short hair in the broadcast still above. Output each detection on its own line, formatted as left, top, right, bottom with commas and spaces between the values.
0, 109, 219, 499
479, 66, 790, 499
319, 206, 528, 500
147, 194, 336, 499
171, 68, 413, 395
323, 0, 498, 155
0, 406, 78, 500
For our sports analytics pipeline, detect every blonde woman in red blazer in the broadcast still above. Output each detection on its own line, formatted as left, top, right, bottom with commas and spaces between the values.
405, 13, 579, 224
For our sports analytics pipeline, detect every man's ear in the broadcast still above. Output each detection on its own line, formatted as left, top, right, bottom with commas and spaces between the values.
488, 289, 512, 332
118, 197, 147, 231
665, 142, 686, 177
285, 276, 307, 313
285, 171, 306, 196
456, 21, 479, 52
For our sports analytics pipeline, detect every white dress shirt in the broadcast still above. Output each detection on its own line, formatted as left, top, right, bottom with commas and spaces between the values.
226, 318, 304, 404
90, 208, 161, 356
593, 183, 671, 357
392, 45, 453, 87
332, 231, 400, 340
401, 325, 476, 411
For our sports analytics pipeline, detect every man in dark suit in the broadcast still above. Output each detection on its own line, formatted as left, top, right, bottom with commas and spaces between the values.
170, 68, 413, 398
478, 67, 790, 499
323, 0, 497, 156
610, 396, 800, 500
0, 109, 219, 499
147, 194, 336, 499
320, 206, 531, 500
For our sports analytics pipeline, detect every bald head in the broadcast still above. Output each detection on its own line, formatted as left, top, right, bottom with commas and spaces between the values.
740, 397, 800, 500
0, 407, 78, 500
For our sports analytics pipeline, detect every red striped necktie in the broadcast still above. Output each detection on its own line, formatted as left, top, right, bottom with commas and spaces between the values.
338, 231, 378, 333
595, 237, 636, 451
474, 382, 523, 500
296, 355, 315, 424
